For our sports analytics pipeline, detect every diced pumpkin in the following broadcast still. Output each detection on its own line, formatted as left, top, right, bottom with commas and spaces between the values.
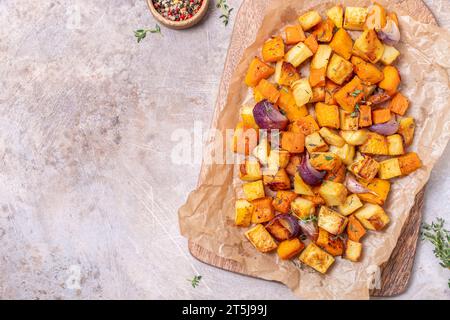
240, 105, 258, 129
358, 178, 391, 205
329, 28, 353, 60
304, 34, 319, 54
364, 2, 387, 30
338, 194, 363, 216
281, 131, 305, 153
233, 122, 259, 155
372, 108, 391, 124
289, 115, 320, 135
352, 29, 385, 63
326, 5, 344, 28
339, 109, 359, 131
251, 197, 275, 224
311, 86, 326, 103
312, 18, 334, 43
329, 143, 355, 165
299, 243, 335, 274
285, 42, 313, 67
398, 152, 422, 175
325, 163, 346, 183
334, 76, 365, 112
343, 7, 368, 31
239, 157, 262, 181
354, 203, 390, 231
263, 169, 291, 191
286, 155, 302, 177
325, 80, 341, 104
345, 239, 363, 262
360, 132, 389, 155
291, 197, 316, 219
255, 79, 280, 103
310, 152, 342, 171
278, 88, 309, 121
305, 132, 329, 153
243, 180, 265, 201
381, 44, 400, 65
245, 57, 275, 87
277, 238, 305, 260
378, 158, 402, 179
298, 10, 322, 31
318, 206, 349, 234
285, 25, 306, 45
310, 45, 332, 86
272, 191, 298, 214
262, 36, 285, 63
294, 172, 314, 196
347, 214, 366, 242
368, 89, 391, 105
316, 228, 344, 256
398, 117, 415, 146
291, 78, 313, 106
245, 224, 278, 253
389, 92, 409, 116
319, 127, 345, 147
349, 155, 380, 182
326, 53, 354, 85
358, 105, 372, 127
387, 134, 404, 155
309, 67, 327, 87
351, 56, 384, 84
275, 61, 301, 87
379, 66, 401, 95
315, 103, 340, 129
235, 199, 254, 227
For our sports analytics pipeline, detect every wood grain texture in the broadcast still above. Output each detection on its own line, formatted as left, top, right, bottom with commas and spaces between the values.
189, 0, 436, 298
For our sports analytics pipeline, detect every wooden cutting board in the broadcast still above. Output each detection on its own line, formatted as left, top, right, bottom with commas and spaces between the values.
189, 0, 437, 298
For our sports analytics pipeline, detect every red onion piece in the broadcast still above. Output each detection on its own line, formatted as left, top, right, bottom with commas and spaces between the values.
298, 154, 326, 186
345, 174, 376, 195
253, 100, 288, 130
266, 214, 301, 241
377, 19, 400, 45
298, 219, 318, 241
369, 117, 399, 136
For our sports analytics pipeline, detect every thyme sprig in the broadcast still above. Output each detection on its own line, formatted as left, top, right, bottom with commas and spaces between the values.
216, 0, 233, 26
351, 104, 360, 118
188, 275, 202, 288
134, 24, 161, 43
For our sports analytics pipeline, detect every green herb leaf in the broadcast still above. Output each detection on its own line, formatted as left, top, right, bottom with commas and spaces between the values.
188, 275, 202, 288
216, 0, 233, 26
350, 104, 360, 118
350, 89, 362, 97
134, 24, 161, 43
299, 214, 318, 223
325, 156, 334, 161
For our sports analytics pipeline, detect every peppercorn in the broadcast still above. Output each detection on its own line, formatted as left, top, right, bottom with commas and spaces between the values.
152, 0, 203, 21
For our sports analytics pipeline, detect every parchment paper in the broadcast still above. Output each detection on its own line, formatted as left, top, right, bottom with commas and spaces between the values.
179, 0, 450, 299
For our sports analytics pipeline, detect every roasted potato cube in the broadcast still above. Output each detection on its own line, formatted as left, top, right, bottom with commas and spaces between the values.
262, 36, 285, 63
235, 199, 254, 227
291, 197, 316, 219
285, 25, 306, 45
298, 10, 322, 31
353, 29, 384, 63
349, 155, 380, 181
285, 42, 313, 67
360, 132, 389, 155
338, 194, 363, 216
345, 239, 363, 262
354, 203, 390, 231
299, 243, 335, 274
277, 238, 305, 260
318, 180, 348, 207
239, 157, 262, 181
343, 7, 368, 31
380, 45, 400, 65
310, 152, 342, 171
351, 56, 384, 84
358, 178, 391, 205
311, 86, 326, 103
310, 45, 332, 86
340, 129, 369, 146
252, 138, 270, 165
398, 152, 422, 175
389, 92, 410, 116
312, 18, 334, 43
379, 66, 401, 96
329, 144, 355, 165
372, 108, 391, 124
305, 132, 329, 153
294, 173, 314, 196
281, 131, 305, 153
304, 34, 319, 53
267, 149, 290, 172
325, 163, 346, 183
245, 224, 278, 253
318, 206, 348, 234
291, 78, 313, 106
339, 109, 359, 131
378, 158, 402, 180
286, 155, 301, 176
347, 214, 366, 242
316, 228, 344, 256
364, 2, 387, 30
387, 134, 404, 155
272, 191, 298, 214
358, 105, 373, 127
263, 169, 291, 191
255, 79, 280, 103
278, 88, 309, 121
289, 115, 320, 135
398, 117, 415, 146
319, 127, 345, 147
243, 180, 265, 201
315, 102, 340, 129
245, 57, 275, 87
326, 54, 354, 85
329, 28, 353, 60
275, 61, 301, 87
334, 76, 365, 112
327, 5, 344, 28
233, 122, 259, 155
240, 104, 258, 129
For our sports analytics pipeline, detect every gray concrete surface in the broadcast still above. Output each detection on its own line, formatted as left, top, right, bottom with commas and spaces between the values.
0, 0, 448, 299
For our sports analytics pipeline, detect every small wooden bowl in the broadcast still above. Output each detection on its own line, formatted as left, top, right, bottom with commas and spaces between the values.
146, 0, 209, 30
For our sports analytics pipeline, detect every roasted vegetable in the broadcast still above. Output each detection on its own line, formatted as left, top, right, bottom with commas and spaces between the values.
253, 100, 288, 130
310, 152, 342, 171
310, 45, 332, 87
353, 29, 385, 63
243, 180, 265, 201
339, 109, 359, 131
291, 78, 313, 106
262, 36, 285, 63
369, 117, 399, 136
338, 194, 363, 216
263, 168, 291, 191
345, 239, 363, 262
305, 131, 329, 153
298, 10, 322, 31
340, 130, 369, 146
281, 131, 305, 153
267, 149, 290, 172
326, 5, 344, 28
235, 199, 254, 227
266, 214, 301, 241
251, 197, 275, 223
245, 57, 275, 87
398, 117, 415, 146
360, 132, 389, 155
372, 108, 391, 124
291, 197, 316, 219
245, 224, 278, 253
311, 86, 326, 103
358, 178, 391, 205
378, 66, 400, 95
252, 138, 270, 165
326, 53, 354, 85
354, 203, 390, 231
378, 158, 402, 179
277, 238, 305, 260
286, 155, 302, 176
347, 214, 366, 242
358, 105, 373, 127
315, 102, 340, 129
324, 80, 341, 104
349, 155, 380, 181
285, 25, 306, 45
255, 79, 280, 103
233, 122, 259, 155
294, 172, 315, 196
297, 155, 325, 187
289, 115, 320, 135
319, 127, 345, 147
240, 104, 258, 128
304, 34, 319, 53
351, 56, 384, 84
387, 134, 404, 155
389, 92, 409, 116
343, 7, 368, 30
329, 28, 353, 60
398, 152, 422, 175
278, 88, 309, 121
275, 61, 301, 87
285, 42, 313, 67
239, 157, 262, 181
334, 76, 365, 112
380, 44, 400, 65
318, 206, 349, 234
312, 18, 335, 43
329, 143, 355, 165
319, 180, 348, 207
299, 243, 335, 274
316, 228, 344, 256
364, 3, 387, 30
272, 190, 298, 214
